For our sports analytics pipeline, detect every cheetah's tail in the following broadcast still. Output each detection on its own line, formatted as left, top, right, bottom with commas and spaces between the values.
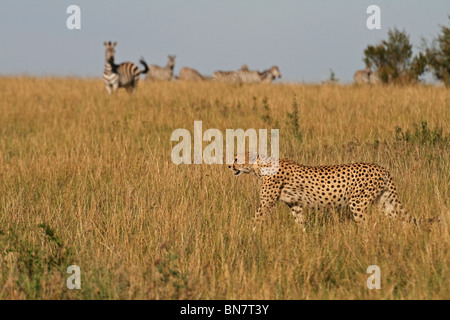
418, 216, 441, 225
383, 172, 439, 226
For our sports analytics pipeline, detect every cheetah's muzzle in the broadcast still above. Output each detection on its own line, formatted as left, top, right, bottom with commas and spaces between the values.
229, 165, 244, 176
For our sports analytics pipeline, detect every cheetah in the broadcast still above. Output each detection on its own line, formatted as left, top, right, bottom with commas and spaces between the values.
228, 153, 437, 231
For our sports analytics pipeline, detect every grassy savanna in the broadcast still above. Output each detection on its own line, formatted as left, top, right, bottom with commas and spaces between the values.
0, 77, 448, 299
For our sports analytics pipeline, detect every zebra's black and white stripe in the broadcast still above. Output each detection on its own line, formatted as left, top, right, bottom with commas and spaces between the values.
354, 67, 381, 84
235, 70, 261, 83
369, 70, 381, 84
353, 67, 371, 84
214, 65, 282, 83
146, 55, 176, 81
212, 70, 240, 82
259, 66, 282, 83
103, 41, 149, 94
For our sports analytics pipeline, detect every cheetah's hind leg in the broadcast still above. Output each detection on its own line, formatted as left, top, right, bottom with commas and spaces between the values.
290, 205, 306, 232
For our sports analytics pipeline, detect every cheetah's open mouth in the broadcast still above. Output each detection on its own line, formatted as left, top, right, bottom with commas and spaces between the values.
228, 165, 244, 177
234, 170, 243, 176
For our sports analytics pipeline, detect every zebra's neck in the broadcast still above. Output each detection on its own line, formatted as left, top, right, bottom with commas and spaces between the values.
104, 56, 116, 74
258, 69, 273, 80
166, 63, 174, 72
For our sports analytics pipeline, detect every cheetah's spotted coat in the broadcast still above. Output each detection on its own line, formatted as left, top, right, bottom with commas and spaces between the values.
228, 153, 434, 231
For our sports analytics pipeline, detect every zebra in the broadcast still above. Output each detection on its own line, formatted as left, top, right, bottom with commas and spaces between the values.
102, 41, 149, 94
353, 67, 370, 84
179, 67, 204, 81
235, 70, 261, 83
261, 66, 282, 83
212, 70, 240, 83
237, 65, 282, 83
240, 64, 250, 71
369, 70, 381, 84
354, 67, 381, 84
146, 55, 176, 81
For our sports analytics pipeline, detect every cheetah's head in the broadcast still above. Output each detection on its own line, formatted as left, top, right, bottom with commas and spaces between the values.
228, 153, 278, 177
228, 153, 256, 177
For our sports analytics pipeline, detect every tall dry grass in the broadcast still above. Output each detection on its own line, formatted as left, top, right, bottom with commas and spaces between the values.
0, 77, 448, 299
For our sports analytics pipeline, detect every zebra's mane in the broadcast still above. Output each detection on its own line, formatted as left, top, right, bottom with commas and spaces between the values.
107, 56, 117, 65
258, 69, 275, 80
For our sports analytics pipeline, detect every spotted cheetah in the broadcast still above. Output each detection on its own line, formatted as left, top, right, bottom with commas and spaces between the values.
228, 153, 436, 231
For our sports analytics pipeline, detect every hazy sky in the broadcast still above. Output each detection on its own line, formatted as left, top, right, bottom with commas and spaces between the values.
0, 0, 448, 83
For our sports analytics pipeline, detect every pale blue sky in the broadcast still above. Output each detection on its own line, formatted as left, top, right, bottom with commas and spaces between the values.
0, 0, 448, 82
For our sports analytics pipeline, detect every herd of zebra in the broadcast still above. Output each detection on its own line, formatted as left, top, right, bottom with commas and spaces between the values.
102, 41, 381, 94
212, 64, 282, 83
102, 41, 282, 94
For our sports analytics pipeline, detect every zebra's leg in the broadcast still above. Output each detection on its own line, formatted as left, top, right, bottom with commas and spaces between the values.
112, 82, 119, 93
125, 85, 136, 95
132, 79, 140, 94
105, 84, 112, 95
129, 84, 138, 94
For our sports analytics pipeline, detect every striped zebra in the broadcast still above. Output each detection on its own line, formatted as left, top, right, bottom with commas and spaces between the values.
369, 70, 381, 84
353, 67, 371, 84
354, 67, 381, 84
146, 55, 176, 81
235, 70, 261, 83
261, 66, 282, 83
212, 70, 240, 83
179, 67, 204, 81
103, 41, 149, 94
237, 65, 282, 83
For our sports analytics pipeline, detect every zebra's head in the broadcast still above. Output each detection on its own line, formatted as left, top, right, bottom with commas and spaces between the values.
104, 41, 117, 61
240, 64, 249, 71
167, 55, 176, 70
270, 66, 282, 79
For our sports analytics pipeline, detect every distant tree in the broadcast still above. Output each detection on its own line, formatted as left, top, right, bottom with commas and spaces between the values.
425, 16, 450, 86
363, 28, 427, 84
327, 69, 339, 83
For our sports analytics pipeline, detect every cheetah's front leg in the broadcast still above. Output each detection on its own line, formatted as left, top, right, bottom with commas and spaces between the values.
349, 196, 370, 223
252, 180, 282, 231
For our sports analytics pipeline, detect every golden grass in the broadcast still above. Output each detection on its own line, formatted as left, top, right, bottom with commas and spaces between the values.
0, 77, 448, 299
